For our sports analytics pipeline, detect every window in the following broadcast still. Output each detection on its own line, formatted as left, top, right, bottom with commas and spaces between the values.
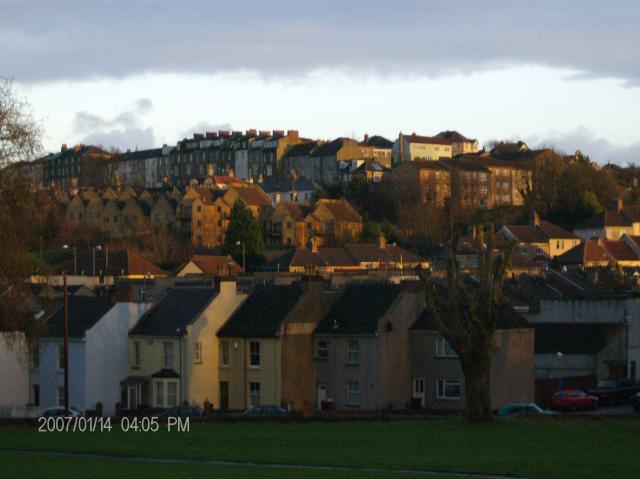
413, 378, 425, 396
436, 337, 458, 357
155, 382, 164, 407
437, 379, 461, 399
133, 341, 141, 368
57, 387, 65, 407
347, 381, 360, 405
167, 382, 178, 406
57, 345, 64, 370
316, 340, 328, 360
249, 341, 260, 367
163, 342, 174, 369
347, 340, 360, 364
220, 340, 229, 367
250, 382, 260, 407
194, 342, 202, 363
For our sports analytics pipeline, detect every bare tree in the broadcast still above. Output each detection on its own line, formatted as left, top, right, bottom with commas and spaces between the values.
421, 224, 514, 422
0, 77, 41, 168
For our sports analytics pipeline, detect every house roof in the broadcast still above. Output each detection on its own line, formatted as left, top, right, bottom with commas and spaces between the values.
278, 202, 312, 221
343, 243, 424, 264
217, 284, 303, 337
282, 141, 318, 158
434, 130, 477, 143
411, 303, 531, 331
505, 221, 578, 243
232, 185, 272, 207
260, 179, 318, 193
556, 240, 614, 265
534, 323, 614, 355
313, 198, 362, 223
187, 255, 243, 275
403, 134, 452, 146
129, 288, 218, 337
43, 296, 114, 338
57, 250, 168, 277
360, 135, 393, 148
315, 283, 403, 335
290, 247, 357, 268
311, 138, 353, 157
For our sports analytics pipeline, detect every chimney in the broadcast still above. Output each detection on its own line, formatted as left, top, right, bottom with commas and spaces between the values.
310, 237, 318, 253
377, 234, 386, 249
616, 198, 623, 213
246, 129, 257, 136
207, 164, 214, 176
364, 133, 369, 142
61, 144, 68, 152
205, 132, 218, 139
273, 130, 285, 137
219, 130, 230, 137
530, 210, 540, 226
287, 130, 299, 140
219, 277, 237, 297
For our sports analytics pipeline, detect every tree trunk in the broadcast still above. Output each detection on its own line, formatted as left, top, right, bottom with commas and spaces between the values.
463, 355, 493, 422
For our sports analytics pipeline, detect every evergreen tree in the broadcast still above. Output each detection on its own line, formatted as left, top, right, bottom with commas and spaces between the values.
223, 200, 265, 271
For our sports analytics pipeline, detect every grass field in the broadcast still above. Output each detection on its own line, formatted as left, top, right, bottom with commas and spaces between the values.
1, 418, 639, 478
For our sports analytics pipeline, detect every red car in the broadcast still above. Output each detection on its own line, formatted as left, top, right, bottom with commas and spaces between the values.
550, 389, 599, 412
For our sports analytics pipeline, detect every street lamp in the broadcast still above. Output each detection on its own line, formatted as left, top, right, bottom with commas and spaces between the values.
236, 240, 246, 272
63, 243, 77, 275
92, 245, 102, 277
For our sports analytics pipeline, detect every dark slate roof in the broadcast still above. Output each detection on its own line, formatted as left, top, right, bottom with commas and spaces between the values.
574, 210, 632, 229
411, 304, 531, 331
534, 323, 615, 355
151, 368, 180, 378
260, 179, 318, 193
360, 135, 393, 148
282, 141, 319, 158
315, 283, 402, 335
217, 284, 303, 337
130, 288, 218, 337
44, 296, 114, 338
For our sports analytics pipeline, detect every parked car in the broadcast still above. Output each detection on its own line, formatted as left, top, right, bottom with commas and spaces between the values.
631, 392, 640, 412
586, 378, 640, 406
241, 405, 293, 418
158, 405, 203, 418
497, 403, 553, 417
39, 407, 84, 417
550, 390, 599, 412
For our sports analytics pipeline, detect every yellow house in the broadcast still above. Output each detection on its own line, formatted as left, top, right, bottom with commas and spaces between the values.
395, 133, 453, 163
501, 212, 580, 258
123, 279, 246, 410
266, 202, 310, 246
302, 198, 363, 247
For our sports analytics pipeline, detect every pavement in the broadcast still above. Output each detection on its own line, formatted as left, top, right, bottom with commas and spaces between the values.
574, 404, 635, 415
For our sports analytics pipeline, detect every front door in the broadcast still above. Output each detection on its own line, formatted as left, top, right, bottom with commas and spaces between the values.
413, 378, 425, 408
128, 385, 138, 410
220, 381, 229, 410
317, 384, 327, 409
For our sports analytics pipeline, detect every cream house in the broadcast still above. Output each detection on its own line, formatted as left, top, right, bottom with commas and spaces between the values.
122, 279, 246, 410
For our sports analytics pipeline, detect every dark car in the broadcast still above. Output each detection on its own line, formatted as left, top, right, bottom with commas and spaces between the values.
158, 405, 203, 418
586, 378, 640, 406
241, 405, 293, 418
497, 403, 553, 417
550, 389, 599, 412
632, 392, 640, 412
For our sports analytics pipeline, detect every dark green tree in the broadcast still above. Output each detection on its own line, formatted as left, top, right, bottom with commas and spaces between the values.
223, 200, 265, 271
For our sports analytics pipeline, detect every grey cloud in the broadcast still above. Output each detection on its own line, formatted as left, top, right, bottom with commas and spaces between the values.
525, 127, 640, 166
72, 98, 155, 150
3, 1, 640, 85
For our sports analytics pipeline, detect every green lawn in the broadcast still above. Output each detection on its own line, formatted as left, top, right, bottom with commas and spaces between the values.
0, 418, 638, 479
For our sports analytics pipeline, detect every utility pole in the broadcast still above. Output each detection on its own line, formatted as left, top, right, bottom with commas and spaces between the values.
63, 273, 70, 411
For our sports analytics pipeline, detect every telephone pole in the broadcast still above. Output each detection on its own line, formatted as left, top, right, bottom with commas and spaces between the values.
63, 273, 70, 411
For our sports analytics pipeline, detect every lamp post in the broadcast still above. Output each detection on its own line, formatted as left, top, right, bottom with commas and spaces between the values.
236, 240, 246, 272
63, 243, 77, 275
92, 245, 102, 277
63, 273, 69, 411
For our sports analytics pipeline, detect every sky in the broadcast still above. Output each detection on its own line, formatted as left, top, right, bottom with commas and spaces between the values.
3, 0, 640, 164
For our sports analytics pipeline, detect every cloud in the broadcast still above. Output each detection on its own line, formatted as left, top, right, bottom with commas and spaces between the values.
72, 98, 155, 150
4, 1, 640, 85
525, 127, 640, 166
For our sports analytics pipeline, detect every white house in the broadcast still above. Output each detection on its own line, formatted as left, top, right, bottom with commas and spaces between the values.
0, 332, 29, 417
30, 298, 151, 416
